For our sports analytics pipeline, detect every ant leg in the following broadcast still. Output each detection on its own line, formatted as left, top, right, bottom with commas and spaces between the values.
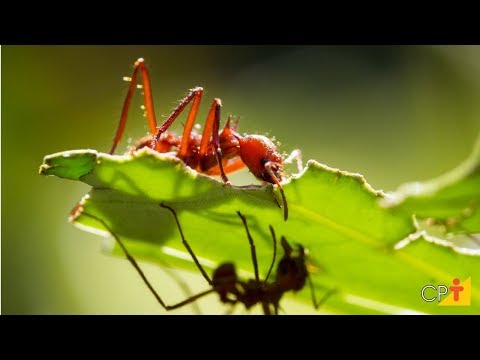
110, 58, 158, 155
224, 303, 237, 315
165, 288, 216, 310
151, 87, 204, 152
81, 212, 215, 311
158, 262, 202, 314
308, 275, 337, 310
262, 225, 278, 287
275, 303, 288, 315
236, 211, 260, 283
199, 99, 230, 185
262, 302, 272, 315
81, 212, 166, 307
178, 90, 203, 159
265, 162, 288, 221
284, 149, 303, 173
160, 203, 212, 285
198, 99, 220, 155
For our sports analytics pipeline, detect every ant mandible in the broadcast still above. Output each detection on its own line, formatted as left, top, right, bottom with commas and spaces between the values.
109, 58, 302, 221
81, 206, 335, 315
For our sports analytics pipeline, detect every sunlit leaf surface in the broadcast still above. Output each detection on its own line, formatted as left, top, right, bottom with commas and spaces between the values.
40, 147, 480, 314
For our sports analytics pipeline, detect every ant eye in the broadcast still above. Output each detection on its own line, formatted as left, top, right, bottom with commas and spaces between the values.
260, 157, 268, 166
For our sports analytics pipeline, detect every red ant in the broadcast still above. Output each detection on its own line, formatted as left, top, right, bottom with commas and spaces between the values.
108, 58, 302, 221
81, 206, 335, 315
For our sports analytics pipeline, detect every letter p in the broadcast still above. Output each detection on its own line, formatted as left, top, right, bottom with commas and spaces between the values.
437, 285, 448, 302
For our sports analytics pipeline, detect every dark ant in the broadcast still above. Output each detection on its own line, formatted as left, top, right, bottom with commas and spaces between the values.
81, 205, 335, 315
108, 58, 302, 221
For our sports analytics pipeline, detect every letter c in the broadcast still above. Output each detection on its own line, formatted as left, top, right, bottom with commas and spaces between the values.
421, 285, 437, 302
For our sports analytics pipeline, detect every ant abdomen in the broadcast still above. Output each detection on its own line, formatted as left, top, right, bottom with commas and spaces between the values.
133, 133, 180, 153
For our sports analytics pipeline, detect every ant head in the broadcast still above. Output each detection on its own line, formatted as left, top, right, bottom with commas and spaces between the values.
276, 236, 308, 292
280, 238, 307, 260
234, 133, 289, 220
235, 134, 284, 183
212, 262, 239, 303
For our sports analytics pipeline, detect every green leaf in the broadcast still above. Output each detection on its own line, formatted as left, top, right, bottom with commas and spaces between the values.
40, 147, 480, 314
381, 135, 480, 252
39, 150, 98, 180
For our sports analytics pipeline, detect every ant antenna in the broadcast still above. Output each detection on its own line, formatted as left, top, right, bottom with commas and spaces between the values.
237, 211, 260, 282
263, 225, 278, 287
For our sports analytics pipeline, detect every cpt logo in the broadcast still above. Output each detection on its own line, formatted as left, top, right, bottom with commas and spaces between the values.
421, 277, 471, 306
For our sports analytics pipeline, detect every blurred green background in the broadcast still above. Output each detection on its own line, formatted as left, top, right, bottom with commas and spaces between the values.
2, 46, 480, 314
